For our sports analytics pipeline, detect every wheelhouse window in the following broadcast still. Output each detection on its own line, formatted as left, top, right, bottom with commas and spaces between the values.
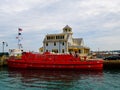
56, 35, 64, 39
47, 36, 55, 40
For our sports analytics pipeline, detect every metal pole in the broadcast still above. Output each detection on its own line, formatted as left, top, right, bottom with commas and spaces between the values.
2, 42, 8, 53
2, 42, 5, 53
18, 39, 19, 49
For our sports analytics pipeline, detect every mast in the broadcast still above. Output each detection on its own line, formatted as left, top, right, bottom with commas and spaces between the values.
16, 28, 23, 49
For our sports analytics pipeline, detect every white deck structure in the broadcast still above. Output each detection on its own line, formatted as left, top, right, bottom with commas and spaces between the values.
41, 25, 90, 54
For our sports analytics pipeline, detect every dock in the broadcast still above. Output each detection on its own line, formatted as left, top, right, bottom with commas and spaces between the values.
104, 60, 120, 69
0, 52, 9, 66
0, 55, 8, 66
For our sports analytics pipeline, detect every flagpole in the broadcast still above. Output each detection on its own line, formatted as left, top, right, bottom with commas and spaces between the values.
17, 28, 23, 49
18, 29, 20, 49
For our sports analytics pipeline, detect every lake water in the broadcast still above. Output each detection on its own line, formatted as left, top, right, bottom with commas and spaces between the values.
0, 67, 120, 90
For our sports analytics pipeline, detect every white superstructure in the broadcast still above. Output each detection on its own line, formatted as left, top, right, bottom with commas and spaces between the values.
41, 25, 90, 54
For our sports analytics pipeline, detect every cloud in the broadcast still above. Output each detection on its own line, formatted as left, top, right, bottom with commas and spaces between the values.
103, 21, 120, 29
0, 0, 60, 13
0, 0, 120, 52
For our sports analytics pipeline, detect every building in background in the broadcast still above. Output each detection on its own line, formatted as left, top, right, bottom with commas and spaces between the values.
39, 25, 90, 55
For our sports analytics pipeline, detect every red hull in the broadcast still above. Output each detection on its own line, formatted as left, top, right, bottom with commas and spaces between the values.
7, 52, 103, 70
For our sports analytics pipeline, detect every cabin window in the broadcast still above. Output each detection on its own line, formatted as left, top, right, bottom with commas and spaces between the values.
46, 43, 48, 46
54, 42, 56, 46
68, 49, 73, 52
56, 36, 58, 39
56, 35, 64, 39
62, 42, 64, 46
52, 49, 58, 53
65, 29, 67, 32
62, 36, 64, 39
61, 36, 64, 39
62, 49, 64, 53
79, 50, 81, 53
47, 36, 55, 40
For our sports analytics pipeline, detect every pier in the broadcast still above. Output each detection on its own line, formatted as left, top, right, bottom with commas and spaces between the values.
104, 60, 120, 69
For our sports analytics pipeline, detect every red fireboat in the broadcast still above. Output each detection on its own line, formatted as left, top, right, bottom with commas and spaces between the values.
7, 51, 103, 70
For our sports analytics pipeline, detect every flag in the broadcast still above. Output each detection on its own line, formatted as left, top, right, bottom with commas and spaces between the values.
18, 28, 22, 31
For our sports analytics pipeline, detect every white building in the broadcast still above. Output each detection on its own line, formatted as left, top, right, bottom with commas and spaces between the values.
40, 25, 90, 54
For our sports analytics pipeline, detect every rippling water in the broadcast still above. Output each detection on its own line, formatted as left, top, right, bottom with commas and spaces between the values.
0, 67, 120, 90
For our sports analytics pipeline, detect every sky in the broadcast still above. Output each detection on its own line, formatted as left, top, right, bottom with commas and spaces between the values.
0, 0, 120, 52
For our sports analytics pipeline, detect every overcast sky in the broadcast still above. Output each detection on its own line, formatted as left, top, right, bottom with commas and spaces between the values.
0, 0, 120, 52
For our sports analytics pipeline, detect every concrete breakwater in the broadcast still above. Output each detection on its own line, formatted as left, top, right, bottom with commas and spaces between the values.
0, 55, 9, 66
0, 52, 9, 66
103, 60, 120, 69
